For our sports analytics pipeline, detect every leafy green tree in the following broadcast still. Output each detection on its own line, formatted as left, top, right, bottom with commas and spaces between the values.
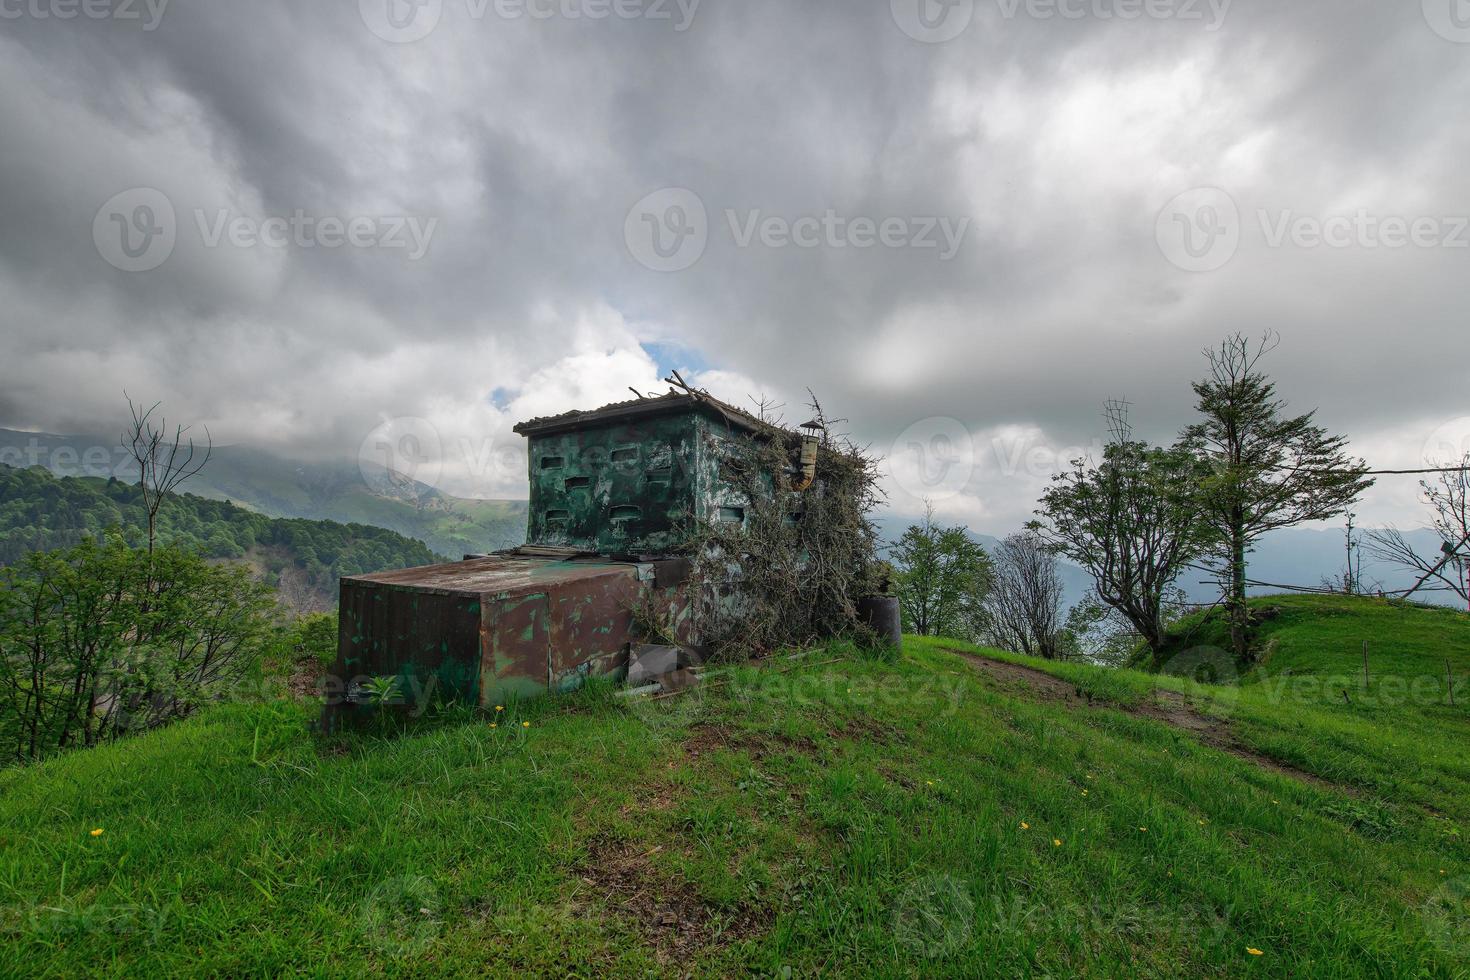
1180, 333, 1372, 661
891, 505, 993, 642
1034, 404, 1213, 658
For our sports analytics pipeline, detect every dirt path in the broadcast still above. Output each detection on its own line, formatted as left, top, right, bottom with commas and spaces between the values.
944, 647, 1349, 794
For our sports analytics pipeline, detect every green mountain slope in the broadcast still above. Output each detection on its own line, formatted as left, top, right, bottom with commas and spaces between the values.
0, 429, 528, 558
0, 465, 442, 611
0, 597, 1465, 976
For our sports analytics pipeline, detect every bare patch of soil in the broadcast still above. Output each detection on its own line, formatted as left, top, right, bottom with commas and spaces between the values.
575, 837, 768, 970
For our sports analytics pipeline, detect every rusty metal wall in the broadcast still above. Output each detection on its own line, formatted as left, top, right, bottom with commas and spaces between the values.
332, 556, 696, 715
337, 579, 484, 704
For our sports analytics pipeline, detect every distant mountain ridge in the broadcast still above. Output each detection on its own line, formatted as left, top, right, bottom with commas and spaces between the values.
0, 464, 443, 612
0, 428, 528, 559
4, 427, 1455, 610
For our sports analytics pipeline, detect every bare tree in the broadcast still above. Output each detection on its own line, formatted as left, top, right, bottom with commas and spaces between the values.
1366, 455, 1470, 605
983, 531, 1066, 659
122, 396, 213, 555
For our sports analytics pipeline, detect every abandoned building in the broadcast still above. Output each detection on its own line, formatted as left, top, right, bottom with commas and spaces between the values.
328, 389, 825, 718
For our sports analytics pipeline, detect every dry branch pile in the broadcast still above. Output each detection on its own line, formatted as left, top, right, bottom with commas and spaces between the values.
685, 411, 883, 658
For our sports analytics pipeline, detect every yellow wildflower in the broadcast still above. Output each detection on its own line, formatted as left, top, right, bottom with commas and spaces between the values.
89, 828, 104, 838
1247, 948, 1264, 956
522, 721, 531, 728
1020, 822, 1030, 830
1053, 839, 1062, 847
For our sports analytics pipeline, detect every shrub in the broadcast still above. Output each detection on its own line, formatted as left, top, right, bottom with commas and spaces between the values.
0, 536, 277, 762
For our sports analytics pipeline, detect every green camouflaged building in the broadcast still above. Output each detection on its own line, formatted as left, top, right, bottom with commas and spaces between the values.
513, 391, 776, 557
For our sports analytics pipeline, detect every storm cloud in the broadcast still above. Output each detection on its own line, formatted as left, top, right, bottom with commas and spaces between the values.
0, 0, 1466, 532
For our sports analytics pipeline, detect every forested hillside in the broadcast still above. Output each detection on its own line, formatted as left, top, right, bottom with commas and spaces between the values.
0, 429, 527, 559
0, 465, 441, 609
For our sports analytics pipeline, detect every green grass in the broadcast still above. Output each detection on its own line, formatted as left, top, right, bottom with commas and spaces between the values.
1, 597, 1467, 976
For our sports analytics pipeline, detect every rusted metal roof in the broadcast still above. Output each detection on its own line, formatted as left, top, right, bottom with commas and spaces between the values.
345, 555, 633, 597
513, 391, 784, 440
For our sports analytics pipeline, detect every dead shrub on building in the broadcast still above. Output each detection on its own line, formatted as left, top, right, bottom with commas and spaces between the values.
682, 402, 883, 658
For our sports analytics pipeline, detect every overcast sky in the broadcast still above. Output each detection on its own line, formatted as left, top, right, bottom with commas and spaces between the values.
1, 0, 1467, 534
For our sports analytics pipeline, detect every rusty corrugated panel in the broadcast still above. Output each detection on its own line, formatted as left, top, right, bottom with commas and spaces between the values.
332, 555, 661, 714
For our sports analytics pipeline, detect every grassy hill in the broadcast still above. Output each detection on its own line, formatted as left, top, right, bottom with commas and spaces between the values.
0, 429, 528, 559
0, 464, 442, 611
0, 596, 1466, 976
